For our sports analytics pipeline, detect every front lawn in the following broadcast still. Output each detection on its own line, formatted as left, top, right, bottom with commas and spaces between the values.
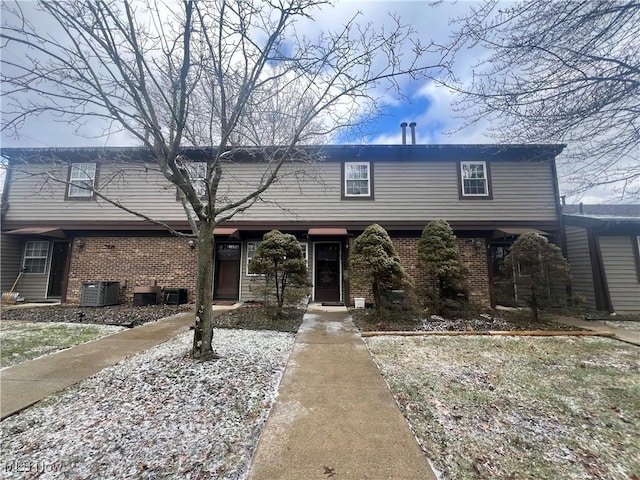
0, 322, 124, 368
367, 335, 640, 479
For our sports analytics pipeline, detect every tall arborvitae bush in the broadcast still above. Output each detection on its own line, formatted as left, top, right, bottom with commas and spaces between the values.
503, 232, 570, 321
249, 230, 310, 317
418, 220, 468, 315
348, 224, 411, 312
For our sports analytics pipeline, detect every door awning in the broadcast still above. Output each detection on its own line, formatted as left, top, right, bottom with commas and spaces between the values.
308, 228, 348, 236
213, 227, 240, 238
5, 227, 66, 238
493, 227, 548, 238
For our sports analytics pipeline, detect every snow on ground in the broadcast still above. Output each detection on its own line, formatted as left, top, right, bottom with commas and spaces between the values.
1, 328, 295, 479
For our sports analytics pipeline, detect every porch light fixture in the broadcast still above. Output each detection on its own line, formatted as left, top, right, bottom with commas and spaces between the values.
76, 238, 85, 250
187, 239, 196, 249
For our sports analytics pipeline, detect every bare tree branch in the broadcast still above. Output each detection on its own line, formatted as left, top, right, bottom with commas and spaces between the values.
439, 0, 640, 200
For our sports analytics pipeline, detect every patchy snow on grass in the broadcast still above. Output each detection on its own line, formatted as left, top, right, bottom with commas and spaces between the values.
0, 322, 125, 368
367, 335, 640, 480
1, 328, 294, 479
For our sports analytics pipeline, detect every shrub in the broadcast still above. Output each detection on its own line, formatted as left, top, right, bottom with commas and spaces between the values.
417, 220, 468, 315
348, 224, 412, 313
503, 232, 571, 321
249, 230, 310, 317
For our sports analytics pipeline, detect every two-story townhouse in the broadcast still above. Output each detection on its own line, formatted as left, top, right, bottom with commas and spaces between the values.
0, 144, 565, 308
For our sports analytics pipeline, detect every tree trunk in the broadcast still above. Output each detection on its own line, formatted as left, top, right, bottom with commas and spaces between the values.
192, 219, 216, 359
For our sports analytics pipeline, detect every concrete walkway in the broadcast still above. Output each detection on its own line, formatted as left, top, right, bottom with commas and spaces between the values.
552, 315, 640, 346
247, 305, 437, 480
0, 307, 235, 420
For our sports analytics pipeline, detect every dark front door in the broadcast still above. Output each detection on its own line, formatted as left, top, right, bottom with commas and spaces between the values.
47, 241, 68, 297
214, 243, 241, 300
315, 242, 341, 302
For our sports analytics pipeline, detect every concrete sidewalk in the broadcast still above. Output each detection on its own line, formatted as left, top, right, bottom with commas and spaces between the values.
552, 315, 640, 346
1, 307, 235, 420
247, 306, 436, 480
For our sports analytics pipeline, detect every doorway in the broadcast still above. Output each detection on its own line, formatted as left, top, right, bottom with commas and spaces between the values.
314, 242, 341, 302
47, 241, 68, 298
213, 243, 241, 300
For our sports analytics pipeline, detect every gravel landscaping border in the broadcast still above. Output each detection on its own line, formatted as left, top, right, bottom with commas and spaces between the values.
1, 328, 295, 479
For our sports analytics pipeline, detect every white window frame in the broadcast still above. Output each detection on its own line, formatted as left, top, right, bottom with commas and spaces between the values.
187, 162, 207, 198
344, 162, 371, 197
246, 241, 261, 276
68, 162, 97, 198
23, 240, 49, 274
247, 240, 308, 276
460, 161, 489, 197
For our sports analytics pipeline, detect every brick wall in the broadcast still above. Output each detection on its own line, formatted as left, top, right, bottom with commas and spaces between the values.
347, 235, 491, 308
67, 236, 197, 304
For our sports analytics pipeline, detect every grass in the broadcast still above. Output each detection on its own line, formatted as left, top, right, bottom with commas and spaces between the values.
366, 335, 640, 479
0, 322, 124, 368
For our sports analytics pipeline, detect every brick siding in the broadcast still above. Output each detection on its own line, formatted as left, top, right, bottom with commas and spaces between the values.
67, 236, 197, 304
347, 235, 491, 308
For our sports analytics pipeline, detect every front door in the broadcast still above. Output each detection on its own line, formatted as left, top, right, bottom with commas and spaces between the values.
314, 242, 341, 302
47, 241, 69, 298
214, 243, 241, 300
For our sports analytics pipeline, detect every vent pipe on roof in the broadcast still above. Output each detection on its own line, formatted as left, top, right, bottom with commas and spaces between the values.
579, 202, 584, 214
409, 122, 417, 145
400, 122, 408, 145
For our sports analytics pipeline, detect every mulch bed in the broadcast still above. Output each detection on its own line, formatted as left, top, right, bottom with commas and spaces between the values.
350, 308, 585, 333
1, 304, 192, 328
212, 304, 305, 333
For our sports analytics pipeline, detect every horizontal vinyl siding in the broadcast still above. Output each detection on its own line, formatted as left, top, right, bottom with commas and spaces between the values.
12, 238, 52, 301
6, 162, 183, 222
5, 158, 559, 225
564, 226, 597, 310
1, 234, 23, 293
231, 159, 559, 223
599, 236, 640, 313
238, 238, 313, 302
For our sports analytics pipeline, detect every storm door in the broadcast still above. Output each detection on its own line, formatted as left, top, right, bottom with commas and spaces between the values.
314, 242, 341, 302
47, 241, 69, 298
214, 243, 241, 300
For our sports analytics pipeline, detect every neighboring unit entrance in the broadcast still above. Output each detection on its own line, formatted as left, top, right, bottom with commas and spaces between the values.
47, 241, 69, 298
314, 242, 341, 302
213, 243, 241, 300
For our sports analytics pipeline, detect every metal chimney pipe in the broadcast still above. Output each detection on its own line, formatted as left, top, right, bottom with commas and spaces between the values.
400, 122, 408, 145
579, 202, 584, 214
409, 122, 417, 145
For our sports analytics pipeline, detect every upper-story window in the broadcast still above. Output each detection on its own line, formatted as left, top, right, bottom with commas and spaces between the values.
459, 161, 491, 198
23, 240, 49, 274
187, 162, 207, 198
343, 162, 373, 199
67, 162, 97, 198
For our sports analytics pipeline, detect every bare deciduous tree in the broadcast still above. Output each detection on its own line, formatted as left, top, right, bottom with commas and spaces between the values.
440, 0, 640, 199
1, 0, 438, 358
